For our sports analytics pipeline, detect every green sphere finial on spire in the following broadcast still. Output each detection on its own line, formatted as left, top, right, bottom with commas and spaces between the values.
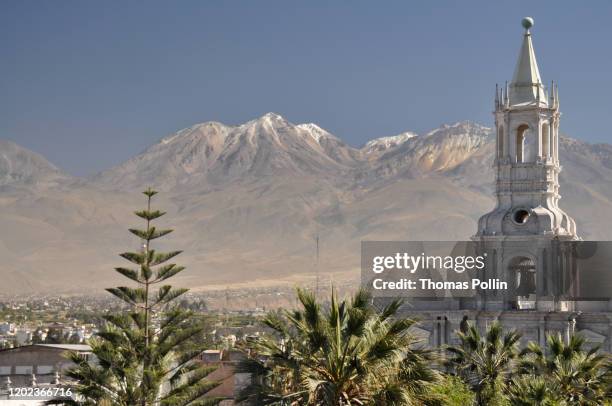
522, 17, 534, 30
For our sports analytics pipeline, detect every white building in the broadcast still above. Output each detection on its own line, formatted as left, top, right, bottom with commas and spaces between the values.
396, 17, 611, 351
475, 16, 579, 313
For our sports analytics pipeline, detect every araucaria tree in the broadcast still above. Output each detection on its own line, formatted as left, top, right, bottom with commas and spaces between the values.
55, 189, 220, 406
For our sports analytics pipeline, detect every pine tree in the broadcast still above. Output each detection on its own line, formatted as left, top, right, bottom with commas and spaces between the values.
50, 189, 221, 405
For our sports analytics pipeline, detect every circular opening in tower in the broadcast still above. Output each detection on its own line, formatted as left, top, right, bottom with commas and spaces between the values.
513, 209, 530, 224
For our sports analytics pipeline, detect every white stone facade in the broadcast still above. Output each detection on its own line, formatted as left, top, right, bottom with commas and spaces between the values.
396, 19, 612, 352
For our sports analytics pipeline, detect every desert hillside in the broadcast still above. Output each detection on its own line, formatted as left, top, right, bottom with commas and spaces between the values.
2, 114, 611, 294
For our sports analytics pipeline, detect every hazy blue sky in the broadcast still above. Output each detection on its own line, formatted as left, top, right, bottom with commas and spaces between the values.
1, 1, 611, 176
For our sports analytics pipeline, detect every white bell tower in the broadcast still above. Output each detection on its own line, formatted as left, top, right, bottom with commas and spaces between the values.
393, 18, 611, 351
476, 17, 577, 241
474, 18, 579, 312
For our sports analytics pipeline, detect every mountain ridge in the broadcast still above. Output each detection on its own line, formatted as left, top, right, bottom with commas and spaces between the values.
90, 114, 497, 191
1, 114, 612, 294
0, 139, 70, 186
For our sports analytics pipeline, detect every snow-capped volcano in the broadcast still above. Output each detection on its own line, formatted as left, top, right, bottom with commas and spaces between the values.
94, 116, 498, 190
94, 113, 359, 189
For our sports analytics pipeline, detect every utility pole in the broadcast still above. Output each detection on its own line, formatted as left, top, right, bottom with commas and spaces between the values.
315, 233, 320, 300
225, 287, 230, 325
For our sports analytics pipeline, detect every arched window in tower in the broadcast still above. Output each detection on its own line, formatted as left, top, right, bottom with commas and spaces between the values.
542, 122, 550, 159
516, 124, 529, 162
497, 126, 504, 157
516, 124, 537, 163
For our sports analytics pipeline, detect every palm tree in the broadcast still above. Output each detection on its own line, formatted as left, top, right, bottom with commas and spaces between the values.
236, 289, 443, 405
446, 321, 522, 405
507, 376, 559, 406
516, 333, 612, 405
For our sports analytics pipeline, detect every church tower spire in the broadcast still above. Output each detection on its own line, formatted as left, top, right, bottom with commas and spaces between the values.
509, 17, 547, 106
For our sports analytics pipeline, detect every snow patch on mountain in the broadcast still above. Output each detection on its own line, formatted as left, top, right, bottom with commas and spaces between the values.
363, 132, 418, 154
296, 123, 339, 143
